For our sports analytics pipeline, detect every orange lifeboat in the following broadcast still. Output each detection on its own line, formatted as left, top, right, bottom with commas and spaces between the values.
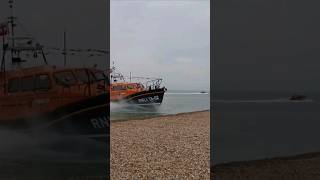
0, 65, 109, 140
110, 65, 166, 105
0, 1, 110, 141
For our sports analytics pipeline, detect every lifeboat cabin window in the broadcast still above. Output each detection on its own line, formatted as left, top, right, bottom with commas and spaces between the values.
95, 71, 107, 81
54, 71, 76, 86
94, 71, 109, 85
35, 74, 50, 90
21, 76, 35, 92
8, 78, 20, 93
75, 69, 89, 83
88, 71, 96, 82
75, 69, 96, 84
127, 85, 134, 89
94, 71, 104, 80
112, 85, 127, 91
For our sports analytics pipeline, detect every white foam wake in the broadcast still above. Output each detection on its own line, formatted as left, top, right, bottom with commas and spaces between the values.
165, 92, 209, 95
214, 98, 315, 103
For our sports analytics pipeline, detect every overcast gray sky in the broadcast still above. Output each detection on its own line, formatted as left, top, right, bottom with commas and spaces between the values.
0, 0, 107, 69
214, 0, 320, 92
111, 0, 210, 91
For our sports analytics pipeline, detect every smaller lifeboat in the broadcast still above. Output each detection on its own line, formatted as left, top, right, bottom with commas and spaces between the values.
290, 94, 306, 101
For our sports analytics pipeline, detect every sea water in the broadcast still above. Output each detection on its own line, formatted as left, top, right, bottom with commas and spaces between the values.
110, 90, 210, 120
212, 91, 320, 164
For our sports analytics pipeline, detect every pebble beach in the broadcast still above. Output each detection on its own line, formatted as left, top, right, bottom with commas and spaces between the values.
111, 110, 210, 179
212, 152, 320, 180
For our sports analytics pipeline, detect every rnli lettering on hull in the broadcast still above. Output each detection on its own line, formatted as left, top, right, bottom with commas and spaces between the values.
90, 115, 109, 129
137, 95, 160, 103
32, 98, 50, 106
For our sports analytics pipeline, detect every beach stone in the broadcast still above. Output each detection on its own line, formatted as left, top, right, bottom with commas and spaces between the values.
111, 111, 210, 179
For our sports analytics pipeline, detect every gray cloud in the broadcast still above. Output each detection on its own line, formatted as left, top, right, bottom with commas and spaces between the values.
111, 0, 210, 91
0, 0, 108, 69
214, 0, 320, 92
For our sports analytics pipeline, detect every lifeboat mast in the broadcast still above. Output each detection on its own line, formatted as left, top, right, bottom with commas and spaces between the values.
0, 0, 48, 94
2, 0, 48, 70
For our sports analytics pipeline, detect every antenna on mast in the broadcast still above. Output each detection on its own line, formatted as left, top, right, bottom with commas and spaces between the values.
8, 0, 17, 65
8, 0, 15, 47
63, 29, 67, 66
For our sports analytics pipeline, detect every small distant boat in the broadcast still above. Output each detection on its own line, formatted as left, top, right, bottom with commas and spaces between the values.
290, 94, 306, 101
110, 64, 166, 105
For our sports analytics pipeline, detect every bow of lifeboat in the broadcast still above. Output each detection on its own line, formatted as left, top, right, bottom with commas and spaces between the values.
110, 82, 166, 105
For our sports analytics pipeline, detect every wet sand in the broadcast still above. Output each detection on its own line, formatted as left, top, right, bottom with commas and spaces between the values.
212, 152, 320, 180
111, 110, 210, 179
